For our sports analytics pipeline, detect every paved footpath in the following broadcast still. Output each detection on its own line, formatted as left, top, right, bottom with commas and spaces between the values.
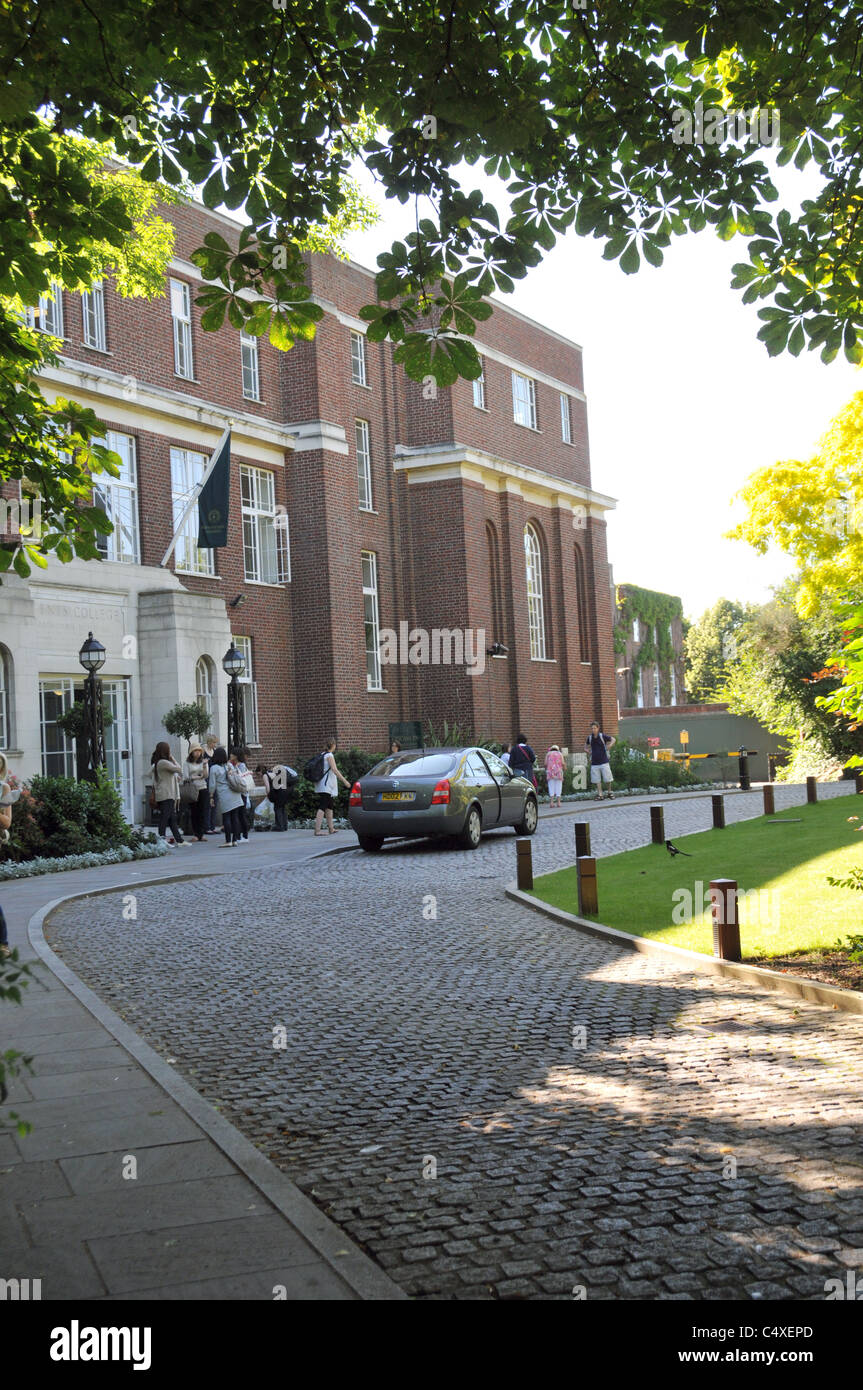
14, 780, 863, 1301
0, 823, 401, 1300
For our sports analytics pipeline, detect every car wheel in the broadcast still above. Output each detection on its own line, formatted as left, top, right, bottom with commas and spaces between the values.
357, 834, 385, 852
458, 805, 482, 850
516, 796, 538, 836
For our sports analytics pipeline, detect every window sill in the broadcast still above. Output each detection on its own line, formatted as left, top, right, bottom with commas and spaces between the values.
366, 687, 388, 694
562, 439, 574, 447
580, 661, 592, 666
176, 569, 220, 579
531, 657, 557, 663
81, 342, 112, 355
473, 404, 490, 412
514, 420, 541, 433
243, 579, 290, 588
351, 379, 372, 390
242, 394, 262, 404
174, 374, 201, 385
359, 507, 378, 515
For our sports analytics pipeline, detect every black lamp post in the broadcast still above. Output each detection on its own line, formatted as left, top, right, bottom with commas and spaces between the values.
223, 643, 246, 753
78, 631, 106, 783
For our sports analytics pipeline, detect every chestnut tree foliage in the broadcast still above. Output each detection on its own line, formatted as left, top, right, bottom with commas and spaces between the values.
3, 0, 863, 565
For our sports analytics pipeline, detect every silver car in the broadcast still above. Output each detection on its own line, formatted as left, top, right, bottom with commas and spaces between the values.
348, 746, 539, 851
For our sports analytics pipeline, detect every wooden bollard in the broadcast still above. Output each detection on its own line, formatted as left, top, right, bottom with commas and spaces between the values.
577, 856, 598, 916
650, 805, 665, 845
516, 837, 533, 890
762, 784, 775, 815
712, 795, 725, 829
709, 878, 742, 962
574, 821, 591, 857
806, 776, 818, 804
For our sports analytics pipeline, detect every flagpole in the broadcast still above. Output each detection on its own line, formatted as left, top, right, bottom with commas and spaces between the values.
160, 425, 231, 568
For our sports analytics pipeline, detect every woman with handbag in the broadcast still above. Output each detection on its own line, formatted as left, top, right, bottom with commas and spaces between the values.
229, 746, 255, 842
150, 742, 188, 846
184, 744, 210, 842
208, 746, 245, 848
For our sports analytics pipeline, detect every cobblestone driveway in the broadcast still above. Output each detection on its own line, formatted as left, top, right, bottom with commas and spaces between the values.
48, 784, 863, 1299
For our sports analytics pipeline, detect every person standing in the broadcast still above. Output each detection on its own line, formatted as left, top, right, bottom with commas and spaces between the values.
261, 761, 297, 832
545, 744, 565, 808
204, 736, 220, 832
586, 721, 616, 801
208, 746, 245, 848
150, 742, 188, 845
185, 744, 210, 841
508, 734, 537, 788
229, 747, 254, 842
313, 739, 351, 836
500, 743, 511, 767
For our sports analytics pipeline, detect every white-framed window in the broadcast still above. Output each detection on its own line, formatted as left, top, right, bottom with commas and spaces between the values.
0, 645, 12, 750
524, 523, 546, 660
472, 359, 486, 409
170, 447, 215, 575
170, 278, 194, 379
356, 419, 373, 511
93, 431, 139, 564
196, 656, 215, 727
654, 666, 661, 705
82, 281, 106, 351
25, 282, 64, 337
633, 617, 641, 642
350, 330, 368, 386
635, 668, 644, 708
669, 666, 677, 706
240, 464, 288, 584
560, 393, 572, 443
241, 331, 260, 400
39, 678, 76, 777
231, 635, 260, 746
362, 551, 382, 691
512, 371, 537, 429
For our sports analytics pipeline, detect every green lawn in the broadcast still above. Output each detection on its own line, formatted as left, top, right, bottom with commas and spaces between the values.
530, 797, 863, 957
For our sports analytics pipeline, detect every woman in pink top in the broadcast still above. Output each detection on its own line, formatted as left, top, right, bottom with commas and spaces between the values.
545, 744, 565, 808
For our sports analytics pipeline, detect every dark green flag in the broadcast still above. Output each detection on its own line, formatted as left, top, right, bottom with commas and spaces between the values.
197, 430, 231, 548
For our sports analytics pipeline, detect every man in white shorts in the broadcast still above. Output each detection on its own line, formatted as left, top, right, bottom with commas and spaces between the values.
586, 721, 616, 800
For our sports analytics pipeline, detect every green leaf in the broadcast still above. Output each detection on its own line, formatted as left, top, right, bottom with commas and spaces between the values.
619, 241, 640, 274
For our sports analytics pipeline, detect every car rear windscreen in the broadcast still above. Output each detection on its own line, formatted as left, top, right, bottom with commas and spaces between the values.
370, 752, 459, 778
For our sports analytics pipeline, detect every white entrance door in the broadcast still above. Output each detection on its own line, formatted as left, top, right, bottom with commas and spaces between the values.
102, 679, 133, 822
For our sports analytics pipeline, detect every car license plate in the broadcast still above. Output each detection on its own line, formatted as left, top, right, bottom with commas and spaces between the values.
381, 791, 415, 802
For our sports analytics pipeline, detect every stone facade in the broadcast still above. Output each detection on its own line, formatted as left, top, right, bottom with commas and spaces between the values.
0, 194, 618, 819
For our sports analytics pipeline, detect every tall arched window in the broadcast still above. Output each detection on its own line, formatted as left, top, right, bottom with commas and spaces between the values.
486, 522, 504, 645
195, 656, 215, 729
0, 645, 12, 750
573, 545, 591, 663
524, 523, 546, 660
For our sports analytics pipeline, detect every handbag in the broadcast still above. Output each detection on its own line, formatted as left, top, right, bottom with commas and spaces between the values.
226, 767, 245, 793
179, 778, 199, 804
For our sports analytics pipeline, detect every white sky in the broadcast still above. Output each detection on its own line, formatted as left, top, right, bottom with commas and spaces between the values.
341, 158, 861, 624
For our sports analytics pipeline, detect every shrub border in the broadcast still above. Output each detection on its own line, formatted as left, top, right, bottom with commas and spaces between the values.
0, 839, 169, 880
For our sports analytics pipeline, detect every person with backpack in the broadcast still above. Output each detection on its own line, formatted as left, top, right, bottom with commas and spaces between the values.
260, 761, 298, 831
545, 744, 565, 808
150, 741, 189, 846
308, 739, 351, 836
586, 721, 616, 801
208, 745, 245, 847
508, 734, 537, 787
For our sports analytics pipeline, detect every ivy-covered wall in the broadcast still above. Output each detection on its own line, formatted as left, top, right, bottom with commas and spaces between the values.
614, 584, 686, 708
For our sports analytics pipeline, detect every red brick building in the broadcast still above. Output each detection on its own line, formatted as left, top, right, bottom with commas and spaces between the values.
1, 195, 618, 819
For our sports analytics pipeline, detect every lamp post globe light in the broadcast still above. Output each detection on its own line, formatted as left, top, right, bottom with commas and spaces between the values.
78, 631, 106, 783
223, 643, 246, 753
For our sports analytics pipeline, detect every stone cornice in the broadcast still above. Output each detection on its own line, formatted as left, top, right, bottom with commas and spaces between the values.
393, 443, 616, 515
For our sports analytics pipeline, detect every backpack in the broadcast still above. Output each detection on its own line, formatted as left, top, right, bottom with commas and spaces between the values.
304, 752, 328, 783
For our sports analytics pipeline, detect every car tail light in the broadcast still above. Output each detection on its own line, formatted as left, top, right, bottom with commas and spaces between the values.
431, 779, 450, 805
349, 781, 362, 806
